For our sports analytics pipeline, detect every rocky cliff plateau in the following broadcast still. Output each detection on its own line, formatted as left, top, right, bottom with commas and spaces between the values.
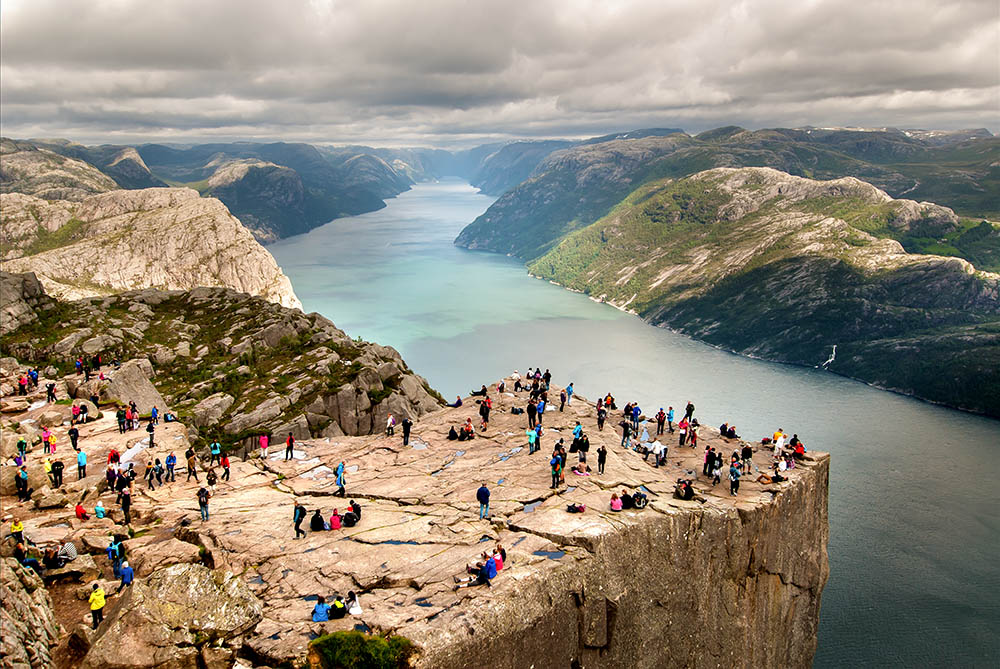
0, 185, 300, 309
528, 167, 1000, 416
0, 356, 828, 668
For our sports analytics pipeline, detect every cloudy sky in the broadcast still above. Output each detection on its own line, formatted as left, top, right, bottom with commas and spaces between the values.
1, 0, 997, 146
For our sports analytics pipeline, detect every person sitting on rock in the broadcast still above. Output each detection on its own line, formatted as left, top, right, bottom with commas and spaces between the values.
95, 500, 106, 519
448, 396, 463, 408
331, 595, 347, 619
454, 552, 497, 590
470, 385, 488, 397
14, 543, 42, 575
349, 500, 361, 522
75, 504, 90, 521
312, 595, 332, 621
610, 493, 623, 512
342, 509, 358, 528
447, 426, 459, 440
619, 489, 634, 510
329, 509, 342, 530
493, 543, 506, 570
310, 509, 326, 532
674, 479, 695, 501
43, 547, 61, 570
347, 591, 363, 615
756, 468, 787, 484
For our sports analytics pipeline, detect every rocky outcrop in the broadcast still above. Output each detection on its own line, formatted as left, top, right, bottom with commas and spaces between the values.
526, 167, 1000, 416
81, 563, 262, 669
2, 283, 442, 440
0, 188, 300, 308
1, 558, 61, 669
0, 138, 117, 201
0, 271, 53, 336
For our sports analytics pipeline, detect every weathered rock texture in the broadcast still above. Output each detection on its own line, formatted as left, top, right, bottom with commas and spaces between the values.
0, 187, 300, 309
81, 563, 262, 669
1, 558, 61, 669
0, 272, 51, 336
0, 138, 117, 201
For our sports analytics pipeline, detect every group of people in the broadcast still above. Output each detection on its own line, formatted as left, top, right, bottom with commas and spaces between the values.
293, 497, 361, 538
454, 542, 506, 590
311, 592, 363, 621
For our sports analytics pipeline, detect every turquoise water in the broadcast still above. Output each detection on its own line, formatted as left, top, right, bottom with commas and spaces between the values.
269, 180, 1000, 666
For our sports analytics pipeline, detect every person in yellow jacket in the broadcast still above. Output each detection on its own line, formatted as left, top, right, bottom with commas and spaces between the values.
10, 518, 24, 544
89, 583, 106, 629
43, 458, 54, 486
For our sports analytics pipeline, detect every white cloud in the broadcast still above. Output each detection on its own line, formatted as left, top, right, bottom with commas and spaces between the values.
1, 0, 996, 145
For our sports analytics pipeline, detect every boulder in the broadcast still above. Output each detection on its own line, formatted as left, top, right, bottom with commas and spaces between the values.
34, 490, 69, 509
81, 564, 263, 669
0, 558, 61, 668
1, 397, 30, 413
100, 359, 168, 415
129, 538, 203, 577
38, 408, 67, 427
42, 553, 100, 583
259, 322, 295, 348
191, 393, 235, 428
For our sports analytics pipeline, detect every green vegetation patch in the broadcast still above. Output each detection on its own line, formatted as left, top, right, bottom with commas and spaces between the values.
310, 631, 414, 669
23, 218, 88, 256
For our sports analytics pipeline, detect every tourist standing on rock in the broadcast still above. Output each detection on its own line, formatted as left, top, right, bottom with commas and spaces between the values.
17, 374, 27, 395
144, 461, 156, 490
684, 401, 695, 422
526, 398, 537, 429
76, 449, 87, 481
293, 500, 306, 539
335, 461, 346, 497
678, 418, 689, 446
116, 407, 127, 434
116, 560, 134, 594
71, 404, 81, 425
68, 426, 80, 451
537, 398, 546, 425
150, 405, 159, 425
79, 402, 89, 423
165, 452, 176, 482
741, 444, 754, 473
401, 417, 413, 446
146, 421, 155, 449
51, 459, 64, 487
619, 420, 631, 448
16, 437, 28, 461
15, 466, 31, 502
550, 454, 562, 489
209, 441, 222, 466
285, 433, 295, 461
476, 483, 490, 520
206, 468, 218, 491
479, 396, 492, 431
153, 459, 164, 485
221, 454, 230, 481
45, 382, 56, 403
667, 407, 675, 433
186, 452, 199, 482
656, 409, 666, 435
526, 426, 538, 454
259, 434, 269, 459
197, 486, 211, 521
120, 487, 132, 525
729, 462, 741, 497
89, 583, 106, 629
559, 389, 567, 411
386, 414, 395, 436
597, 445, 608, 475
43, 458, 53, 486
566, 382, 574, 406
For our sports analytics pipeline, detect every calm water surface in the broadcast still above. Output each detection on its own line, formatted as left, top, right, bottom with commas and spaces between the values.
270, 180, 1000, 667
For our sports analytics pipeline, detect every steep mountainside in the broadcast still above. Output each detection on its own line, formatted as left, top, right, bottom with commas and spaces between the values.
0, 276, 442, 440
29, 139, 168, 189
455, 128, 999, 260
467, 140, 574, 195
0, 188, 300, 308
137, 142, 411, 241
529, 168, 1000, 416
0, 139, 118, 200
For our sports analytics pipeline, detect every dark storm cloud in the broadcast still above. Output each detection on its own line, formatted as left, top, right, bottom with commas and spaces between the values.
1, 0, 996, 145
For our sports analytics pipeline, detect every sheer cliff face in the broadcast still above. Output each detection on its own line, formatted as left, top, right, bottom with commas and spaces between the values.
0, 188, 301, 309
413, 455, 830, 669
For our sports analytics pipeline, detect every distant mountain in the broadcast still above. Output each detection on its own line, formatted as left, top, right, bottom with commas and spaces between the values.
29, 139, 168, 189
0, 138, 118, 200
466, 140, 574, 195
528, 167, 1000, 416
456, 126, 999, 259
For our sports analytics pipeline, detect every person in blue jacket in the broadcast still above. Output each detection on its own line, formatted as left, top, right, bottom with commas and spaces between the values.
165, 452, 177, 482
312, 595, 332, 621
116, 560, 134, 594
454, 552, 497, 589
476, 483, 490, 519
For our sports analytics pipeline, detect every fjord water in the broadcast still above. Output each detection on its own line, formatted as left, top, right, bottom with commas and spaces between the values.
269, 180, 999, 666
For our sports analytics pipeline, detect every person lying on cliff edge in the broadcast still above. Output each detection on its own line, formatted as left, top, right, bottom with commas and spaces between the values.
756, 466, 787, 485
454, 551, 497, 590
470, 384, 488, 397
